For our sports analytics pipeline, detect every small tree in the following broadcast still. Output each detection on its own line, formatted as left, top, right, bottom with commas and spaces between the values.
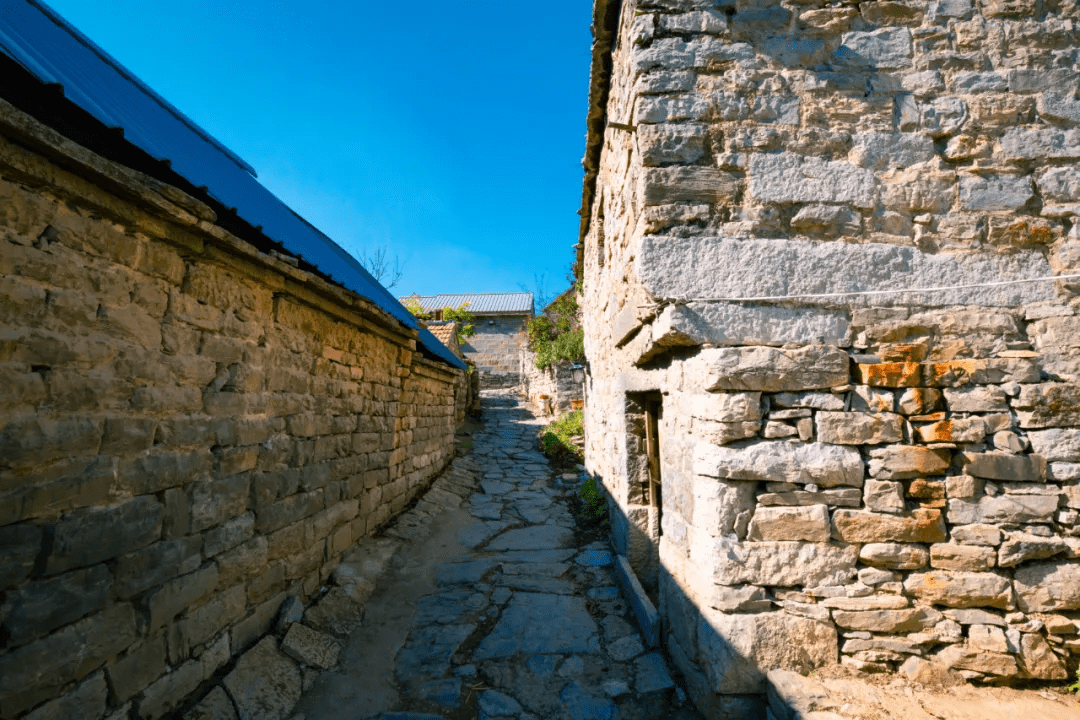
402, 297, 475, 338
359, 246, 405, 289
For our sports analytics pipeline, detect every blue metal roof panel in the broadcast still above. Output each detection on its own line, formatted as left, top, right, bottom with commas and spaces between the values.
0, 0, 465, 371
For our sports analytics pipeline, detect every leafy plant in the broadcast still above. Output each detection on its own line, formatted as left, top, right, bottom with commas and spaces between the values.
527, 291, 583, 370
579, 476, 608, 525
440, 302, 475, 338
539, 409, 584, 461
1069, 671, 1080, 695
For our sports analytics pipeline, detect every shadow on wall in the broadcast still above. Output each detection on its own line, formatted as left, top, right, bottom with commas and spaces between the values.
598, 487, 814, 720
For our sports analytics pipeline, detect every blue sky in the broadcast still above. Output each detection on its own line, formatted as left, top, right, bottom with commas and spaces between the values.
46, 1, 593, 302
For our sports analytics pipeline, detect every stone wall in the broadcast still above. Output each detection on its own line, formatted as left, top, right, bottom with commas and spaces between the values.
461, 314, 529, 389
0, 102, 465, 719
579, 0, 1080, 716
518, 350, 584, 416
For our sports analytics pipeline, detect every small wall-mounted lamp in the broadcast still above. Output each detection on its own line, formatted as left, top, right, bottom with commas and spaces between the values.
569, 363, 586, 385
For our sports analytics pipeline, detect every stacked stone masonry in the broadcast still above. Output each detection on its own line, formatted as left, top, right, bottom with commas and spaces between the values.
462, 314, 530, 389
580, 0, 1080, 715
518, 350, 585, 416
0, 103, 466, 718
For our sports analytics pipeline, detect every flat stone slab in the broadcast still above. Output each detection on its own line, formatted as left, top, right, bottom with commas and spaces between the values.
413, 589, 489, 626
478, 689, 522, 717
473, 592, 598, 660
486, 525, 573, 551
481, 479, 514, 494
415, 677, 461, 708
395, 623, 476, 682
492, 575, 575, 595
576, 550, 613, 567
635, 652, 675, 694
458, 521, 509, 549
491, 549, 575, 563
436, 558, 500, 585
559, 682, 617, 720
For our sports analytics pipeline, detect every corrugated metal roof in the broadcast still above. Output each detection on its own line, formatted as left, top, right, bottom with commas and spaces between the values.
401, 293, 534, 315
0, 0, 465, 371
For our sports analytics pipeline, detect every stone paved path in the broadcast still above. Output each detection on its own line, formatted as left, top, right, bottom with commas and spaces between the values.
295, 391, 701, 720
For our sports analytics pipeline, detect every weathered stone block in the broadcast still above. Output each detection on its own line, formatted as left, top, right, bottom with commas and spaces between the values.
943, 386, 1009, 413
914, 417, 987, 443
204, 512, 255, 557
637, 123, 707, 166
869, 446, 951, 480
959, 175, 1034, 211
1014, 560, 1080, 612
903, 571, 1013, 609
747, 505, 830, 542
106, 634, 166, 703
897, 387, 939, 415
864, 480, 905, 513
223, 637, 301, 720
832, 607, 940, 633
701, 345, 849, 393
856, 362, 921, 388
1014, 383, 1080, 428
281, 623, 342, 669
951, 524, 1002, 546
748, 153, 877, 208
935, 645, 1018, 677
1019, 632, 1068, 680
756, 488, 862, 508
929, 543, 995, 572
834, 28, 912, 70
698, 610, 837, 694
639, 167, 738, 206
1001, 127, 1080, 160
0, 522, 41, 589
686, 392, 762, 422
190, 474, 250, 532
45, 496, 163, 575
998, 534, 1069, 568
850, 132, 934, 171
833, 509, 947, 543
0, 416, 103, 471
184, 686, 238, 720
694, 536, 857, 588
961, 452, 1045, 482
139, 634, 229, 720
114, 536, 201, 599
694, 441, 863, 488
0, 604, 137, 717
947, 495, 1058, 524
816, 412, 903, 445
23, 671, 107, 720
859, 543, 929, 570
146, 564, 219, 630
1, 564, 111, 646
693, 478, 755, 538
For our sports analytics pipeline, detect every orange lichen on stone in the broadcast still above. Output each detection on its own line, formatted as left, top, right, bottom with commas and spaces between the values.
880, 343, 929, 363
908, 478, 946, 500
924, 359, 980, 387
857, 362, 923, 388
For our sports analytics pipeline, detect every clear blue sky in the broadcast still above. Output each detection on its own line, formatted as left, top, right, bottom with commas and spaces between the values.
46, 1, 593, 301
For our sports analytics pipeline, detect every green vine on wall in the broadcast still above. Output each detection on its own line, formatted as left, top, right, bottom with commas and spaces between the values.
526, 292, 583, 370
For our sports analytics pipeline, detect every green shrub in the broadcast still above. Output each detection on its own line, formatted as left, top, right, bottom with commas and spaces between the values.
579, 476, 608, 524
527, 292, 583, 370
1069, 672, 1080, 695
539, 409, 584, 461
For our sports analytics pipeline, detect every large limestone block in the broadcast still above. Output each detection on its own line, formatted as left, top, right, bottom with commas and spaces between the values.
998, 534, 1069, 568
868, 446, 951, 480
281, 623, 341, 670
698, 610, 838, 694
903, 571, 1013, 609
961, 452, 1045, 482
947, 496, 1058, 525
656, 303, 850, 349
747, 505, 831, 542
913, 417, 987, 444
749, 153, 876, 208
692, 478, 756, 538
1014, 560, 1080, 612
943, 386, 1009, 413
929, 543, 996, 572
959, 175, 1034, 211
635, 236, 1054, 309
833, 509, 947, 543
850, 132, 934, 170
1001, 127, 1080, 160
700, 345, 850, 392
835, 28, 913, 70
1023, 427, 1080, 462
222, 637, 301, 720
692, 535, 857, 588
693, 441, 863, 487
1014, 383, 1080, 428
817, 412, 902, 445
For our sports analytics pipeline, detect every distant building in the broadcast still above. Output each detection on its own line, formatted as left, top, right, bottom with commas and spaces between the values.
402, 293, 534, 388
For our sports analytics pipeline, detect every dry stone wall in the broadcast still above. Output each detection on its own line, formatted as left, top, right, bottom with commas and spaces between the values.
0, 103, 464, 719
462, 314, 530, 389
518, 350, 584, 416
580, 0, 1080, 715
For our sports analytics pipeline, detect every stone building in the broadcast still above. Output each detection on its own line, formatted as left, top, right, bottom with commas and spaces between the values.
402, 292, 534, 388
0, 3, 467, 718
577, 0, 1080, 716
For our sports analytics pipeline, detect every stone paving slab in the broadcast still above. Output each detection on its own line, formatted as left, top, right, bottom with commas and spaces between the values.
295, 391, 701, 720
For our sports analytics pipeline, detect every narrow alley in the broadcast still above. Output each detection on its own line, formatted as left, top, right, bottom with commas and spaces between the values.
294, 391, 701, 720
